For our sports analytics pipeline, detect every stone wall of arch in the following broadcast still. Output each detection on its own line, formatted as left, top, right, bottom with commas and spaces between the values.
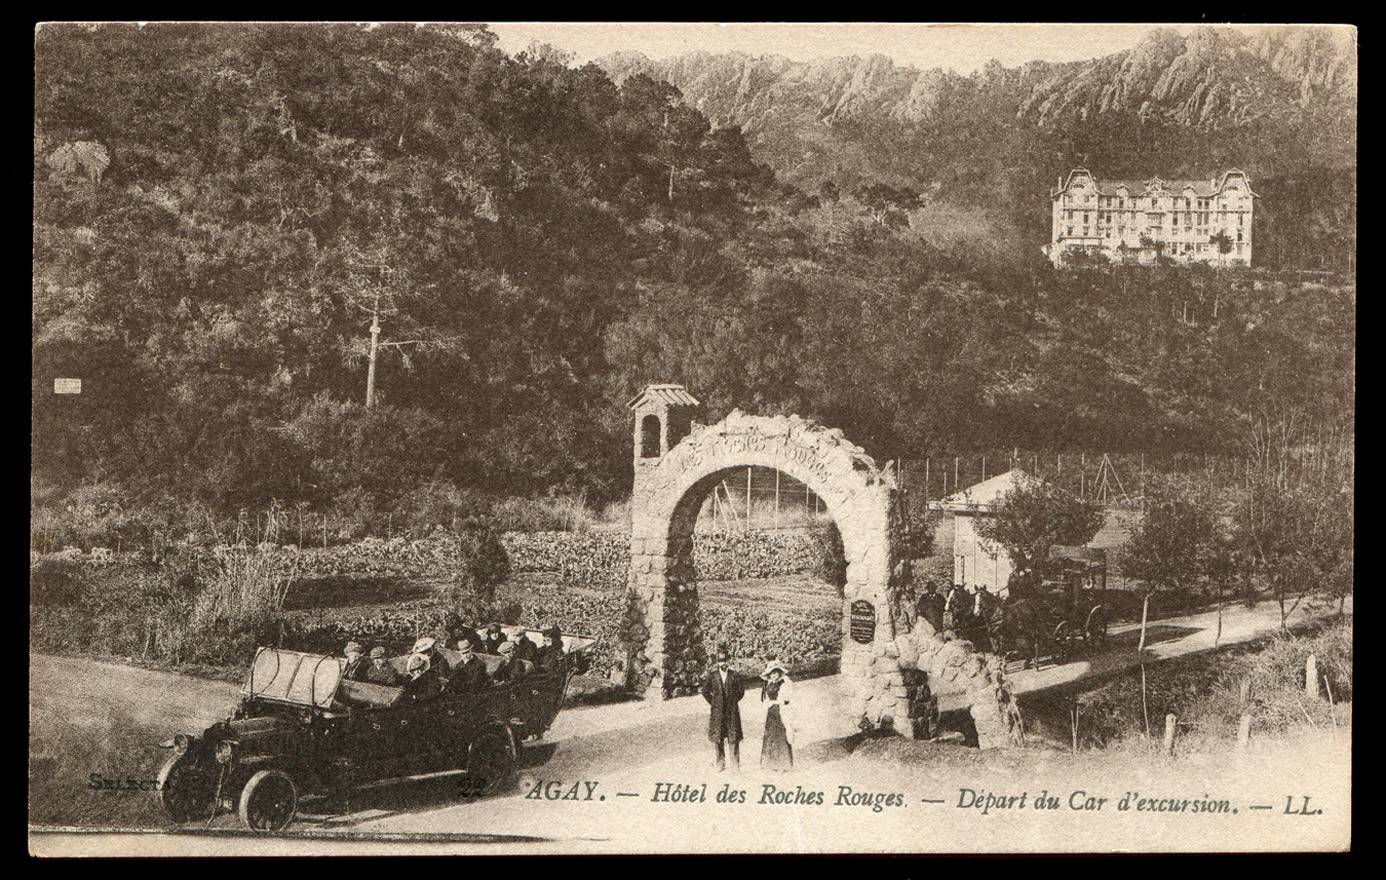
622, 410, 1020, 743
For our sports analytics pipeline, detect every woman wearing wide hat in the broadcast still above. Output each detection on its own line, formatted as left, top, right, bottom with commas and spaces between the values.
759, 660, 794, 771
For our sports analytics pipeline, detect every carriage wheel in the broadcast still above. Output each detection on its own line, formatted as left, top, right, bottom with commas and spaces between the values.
238, 769, 298, 832
1053, 621, 1073, 665
157, 753, 216, 824
1086, 606, 1108, 651
466, 727, 518, 797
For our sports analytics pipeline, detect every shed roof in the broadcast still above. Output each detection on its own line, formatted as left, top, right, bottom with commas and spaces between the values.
932, 469, 1040, 514
628, 384, 700, 410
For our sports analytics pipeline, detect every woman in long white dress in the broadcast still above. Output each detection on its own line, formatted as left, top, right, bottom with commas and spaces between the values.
759, 662, 794, 771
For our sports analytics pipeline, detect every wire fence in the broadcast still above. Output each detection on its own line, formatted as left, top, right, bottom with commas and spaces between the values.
686, 435, 1354, 533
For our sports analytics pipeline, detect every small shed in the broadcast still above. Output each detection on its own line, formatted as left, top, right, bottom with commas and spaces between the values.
930, 470, 1040, 596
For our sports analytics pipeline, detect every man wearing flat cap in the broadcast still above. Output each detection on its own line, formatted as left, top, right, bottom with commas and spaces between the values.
365, 646, 403, 687
402, 639, 448, 700
701, 645, 747, 771
342, 641, 368, 682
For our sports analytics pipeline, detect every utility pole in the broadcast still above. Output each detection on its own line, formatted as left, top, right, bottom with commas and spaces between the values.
365, 297, 382, 408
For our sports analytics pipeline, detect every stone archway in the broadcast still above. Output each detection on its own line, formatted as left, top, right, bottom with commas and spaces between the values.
622, 388, 1023, 745
623, 403, 933, 734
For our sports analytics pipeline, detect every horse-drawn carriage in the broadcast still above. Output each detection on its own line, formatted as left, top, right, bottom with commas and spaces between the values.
155, 626, 595, 832
950, 546, 1108, 670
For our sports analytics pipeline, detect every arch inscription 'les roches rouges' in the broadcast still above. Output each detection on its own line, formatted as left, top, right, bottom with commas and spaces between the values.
620, 385, 1021, 744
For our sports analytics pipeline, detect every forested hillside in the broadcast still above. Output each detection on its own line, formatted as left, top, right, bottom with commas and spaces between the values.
33, 23, 1354, 540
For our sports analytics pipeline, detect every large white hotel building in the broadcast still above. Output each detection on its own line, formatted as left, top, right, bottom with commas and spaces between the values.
1045, 168, 1257, 267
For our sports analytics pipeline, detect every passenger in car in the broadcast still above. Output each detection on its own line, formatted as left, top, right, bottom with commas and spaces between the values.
448, 636, 491, 694
341, 641, 368, 681
402, 652, 444, 700
536, 626, 565, 673
365, 647, 403, 687
412, 636, 453, 683
508, 627, 540, 665
481, 623, 506, 655
492, 640, 534, 682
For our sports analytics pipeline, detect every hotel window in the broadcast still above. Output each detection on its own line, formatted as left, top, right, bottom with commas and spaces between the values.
1067, 226, 1073, 236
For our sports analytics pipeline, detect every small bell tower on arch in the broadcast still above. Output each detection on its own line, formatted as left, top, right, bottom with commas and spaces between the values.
629, 384, 700, 465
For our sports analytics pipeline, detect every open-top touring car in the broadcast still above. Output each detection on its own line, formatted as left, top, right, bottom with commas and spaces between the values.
156, 627, 595, 832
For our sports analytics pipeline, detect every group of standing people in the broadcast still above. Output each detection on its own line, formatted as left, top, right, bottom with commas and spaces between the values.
702, 646, 795, 772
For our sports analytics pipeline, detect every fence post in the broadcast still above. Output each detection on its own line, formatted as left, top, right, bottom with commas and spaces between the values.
1306, 653, 1320, 699
1237, 713, 1252, 751
746, 466, 752, 530
1164, 713, 1177, 756
774, 467, 780, 531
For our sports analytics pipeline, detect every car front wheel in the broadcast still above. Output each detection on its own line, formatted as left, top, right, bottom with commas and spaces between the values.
158, 753, 217, 824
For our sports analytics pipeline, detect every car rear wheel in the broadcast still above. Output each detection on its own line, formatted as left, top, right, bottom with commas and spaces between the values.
238, 769, 297, 832
1053, 621, 1073, 665
1086, 607, 1108, 650
158, 753, 216, 824
466, 727, 517, 797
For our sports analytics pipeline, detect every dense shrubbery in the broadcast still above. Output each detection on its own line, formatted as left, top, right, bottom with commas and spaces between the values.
29, 557, 86, 606
33, 24, 1354, 539
1075, 618, 1351, 748
502, 529, 823, 588
30, 524, 843, 678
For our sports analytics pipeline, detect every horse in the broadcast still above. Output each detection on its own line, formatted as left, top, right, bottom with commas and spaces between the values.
989, 595, 1057, 671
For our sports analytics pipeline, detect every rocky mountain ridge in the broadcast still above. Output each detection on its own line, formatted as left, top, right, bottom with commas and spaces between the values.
599, 27, 1355, 132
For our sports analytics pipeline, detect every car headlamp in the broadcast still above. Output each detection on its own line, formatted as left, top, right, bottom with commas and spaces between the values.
174, 734, 191, 754
215, 740, 237, 765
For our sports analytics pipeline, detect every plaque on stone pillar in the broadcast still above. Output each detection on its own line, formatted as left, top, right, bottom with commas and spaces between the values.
850, 600, 875, 644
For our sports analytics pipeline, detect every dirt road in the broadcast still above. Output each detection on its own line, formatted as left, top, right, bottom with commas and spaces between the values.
31, 596, 1347, 851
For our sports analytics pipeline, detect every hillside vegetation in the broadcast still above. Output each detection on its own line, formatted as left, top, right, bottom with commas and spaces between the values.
33, 24, 1354, 538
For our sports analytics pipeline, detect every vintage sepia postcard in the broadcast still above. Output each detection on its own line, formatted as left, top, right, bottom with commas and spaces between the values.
31, 22, 1354, 855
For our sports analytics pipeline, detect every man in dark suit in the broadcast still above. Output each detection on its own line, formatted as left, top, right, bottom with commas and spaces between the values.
341, 641, 368, 682
536, 626, 565, 673
491, 640, 534, 682
447, 636, 491, 694
915, 582, 946, 635
701, 646, 747, 771
364, 647, 403, 687
509, 627, 540, 665
481, 623, 506, 655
